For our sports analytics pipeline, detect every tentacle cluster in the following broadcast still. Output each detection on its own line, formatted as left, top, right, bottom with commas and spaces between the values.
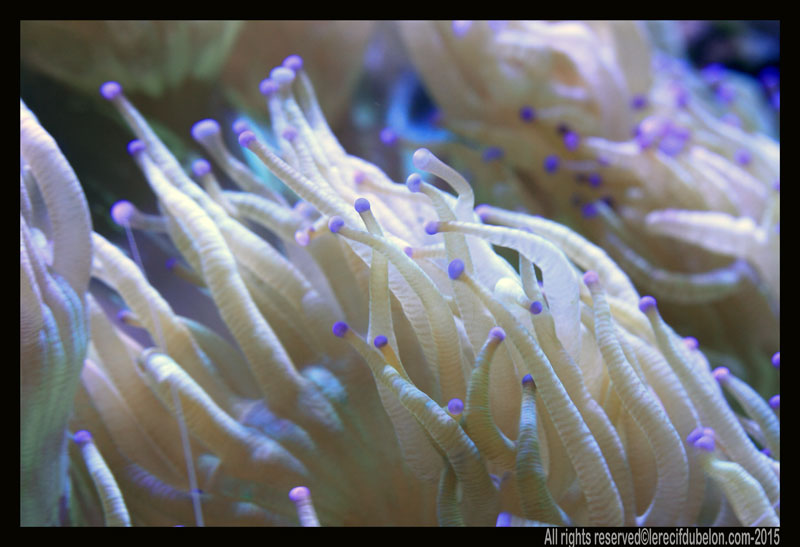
21, 100, 93, 526
21, 51, 778, 527
396, 21, 779, 394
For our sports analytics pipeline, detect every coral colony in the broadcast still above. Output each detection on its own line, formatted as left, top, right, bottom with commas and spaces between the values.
21, 24, 778, 527
398, 22, 779, 393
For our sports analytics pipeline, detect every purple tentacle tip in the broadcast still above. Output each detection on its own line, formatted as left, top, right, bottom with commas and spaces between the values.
582, 270, 599, 286
380, 127, 398, 146
482, 146, 504, 162
354, 197, 371, 213
412, 148, 434, 169
496, 512, 512, 527
127, 139, 145, 156
281, 127, 298, 141
403, 246, 414, 258
270, 66, 295, 85
659, 133, 688, 157
448, 259, 465, 280
683, 337, 699, 350
191, 119, 220, 142
294, 200, 312, 214
475, 204, 490, 222
373, 335, 388, 349
452, 20, 473, 38
447, 398, 464, 415
712, 367, 731, 382
259, 78, 279, 96
111, 201, 135, 226
328, 216, 345, 234
688, 427, 716, 449
771, 351, 779, 368
519, 105, 536, 122
165, 257, 179, 271
282, 55, 304, 72
735, 149, 752, 166
100, 81, 122, 100
638, 296, 657, 313
288, 486, 310, 502
238, 131, 257, 148
424, 221, 439, 235
353, 171, 366, 185
406, 173, 423, 193
761, 447, 772, 458
694, 435, 716, 452
521, 374, 534, 386
635, 117, 661, 149
544, 155, 560, 174
588, 173, 602, 188
581, 203, 598, 219
631, 94, 648, 110
332, 321, 349, 338
489, 327, 506, 341
702, 63, 726, 84
191, 159, 211, 178
529, 301, 543, 315
73, 430, 93, 444
232, 119, 250, 135
294, 229, 310, 247
686, 427, 705, 445
563, 131, 580, 151
769, 394, 779, 410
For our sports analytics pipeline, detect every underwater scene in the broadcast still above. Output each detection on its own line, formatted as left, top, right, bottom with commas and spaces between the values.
20, 21, 779, 527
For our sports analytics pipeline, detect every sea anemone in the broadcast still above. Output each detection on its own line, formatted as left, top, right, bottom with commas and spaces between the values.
21, 45, 779, 526
396, 21, 779, 393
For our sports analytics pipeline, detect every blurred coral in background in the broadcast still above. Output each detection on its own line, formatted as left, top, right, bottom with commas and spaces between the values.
395, 21, 779, 394
20, 21, 374, 123
20, 21, 243, 97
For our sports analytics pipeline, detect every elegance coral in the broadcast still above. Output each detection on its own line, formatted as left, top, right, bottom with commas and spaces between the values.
20, 49, 779, 526
396, 21, 779, 393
